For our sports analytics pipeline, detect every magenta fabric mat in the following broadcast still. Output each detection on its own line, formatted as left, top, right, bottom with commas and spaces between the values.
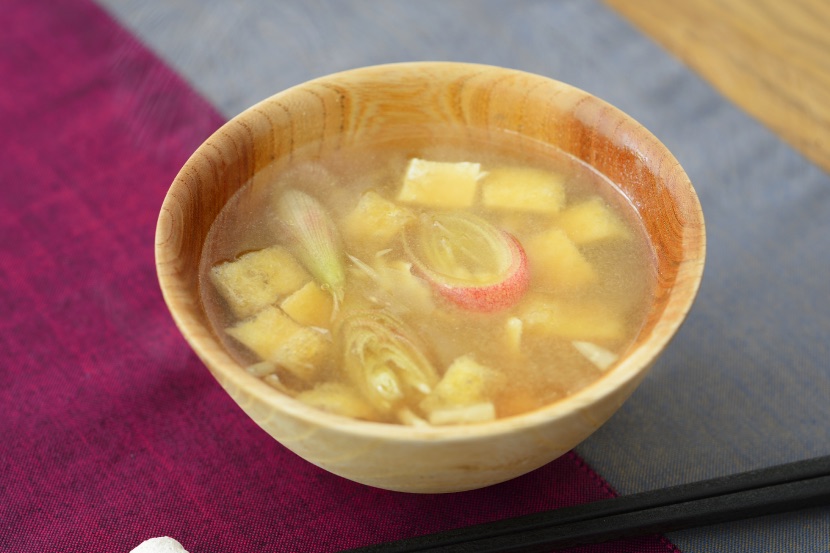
0, 1, 681, 551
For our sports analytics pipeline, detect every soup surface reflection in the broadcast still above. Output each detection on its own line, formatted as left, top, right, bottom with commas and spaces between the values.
200, 126, 656, 425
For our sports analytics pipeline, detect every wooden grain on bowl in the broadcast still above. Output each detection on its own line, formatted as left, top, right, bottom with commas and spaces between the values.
155, 62, 705, 493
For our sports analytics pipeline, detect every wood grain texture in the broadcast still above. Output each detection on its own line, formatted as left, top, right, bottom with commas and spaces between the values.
156, 62, 705, 493
605, 0, 830, 173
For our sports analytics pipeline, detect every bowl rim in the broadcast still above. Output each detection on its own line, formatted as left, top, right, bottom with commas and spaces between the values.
156, 61, 706, 444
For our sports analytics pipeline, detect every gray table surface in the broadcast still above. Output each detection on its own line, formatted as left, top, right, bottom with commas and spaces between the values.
97, 1, 830, 551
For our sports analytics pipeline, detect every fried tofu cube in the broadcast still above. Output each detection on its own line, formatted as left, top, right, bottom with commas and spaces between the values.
481, 166, 565, 214
210, 246, 311, 319
295, 382, 378, 420
524, 227, 597, 289
397, 158, 481, 208
280, 281, 334, 328
557, 196, 631, 244
225, 306, 330, 381
342, 190, 416, 250
520, 295, 625, 342
420, 355, 497, 414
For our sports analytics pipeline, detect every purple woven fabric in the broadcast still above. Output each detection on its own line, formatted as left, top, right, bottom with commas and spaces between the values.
0, 1, 682, 551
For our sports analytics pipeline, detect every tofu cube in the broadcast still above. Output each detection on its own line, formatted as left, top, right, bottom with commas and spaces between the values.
524, 227, 597, 289
295, 382, 378, 420
481, 166, 565, 214
557, 196, 631, 244
397, 158, 481, 208
342, 190, 416, 250
520, 295, 625, 342
280, 281, 334, 328
225, 305, 330, 381
420, 354, 497, 413
210, 246, 310, 319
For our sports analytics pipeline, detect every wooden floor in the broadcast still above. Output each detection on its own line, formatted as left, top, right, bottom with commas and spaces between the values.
605, 0, 830, 174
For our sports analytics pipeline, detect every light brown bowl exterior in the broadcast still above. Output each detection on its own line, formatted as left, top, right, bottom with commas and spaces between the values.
156, 62, 705, 493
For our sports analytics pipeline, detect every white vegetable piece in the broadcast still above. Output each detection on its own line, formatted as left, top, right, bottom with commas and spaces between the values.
420, 354, 501, 425
505, 317, 523, 355
572, 340, 619, 370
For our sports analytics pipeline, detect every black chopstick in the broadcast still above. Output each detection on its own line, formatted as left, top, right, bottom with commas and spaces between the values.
342, 455, 830, 553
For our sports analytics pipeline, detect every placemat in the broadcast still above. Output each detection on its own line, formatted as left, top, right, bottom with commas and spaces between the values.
0, 1, 680, 551
93, 1, 830, 551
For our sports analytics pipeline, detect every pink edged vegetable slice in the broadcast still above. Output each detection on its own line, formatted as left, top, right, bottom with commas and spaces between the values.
404, 212, 530, 312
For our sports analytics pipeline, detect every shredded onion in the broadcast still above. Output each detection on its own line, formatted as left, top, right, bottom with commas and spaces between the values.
405, 212, 529, 312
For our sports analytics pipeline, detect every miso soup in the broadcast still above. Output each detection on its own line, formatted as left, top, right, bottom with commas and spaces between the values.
199, 125, 656, 425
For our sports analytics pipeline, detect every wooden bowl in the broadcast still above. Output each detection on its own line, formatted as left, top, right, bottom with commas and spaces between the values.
155, 62, 705, 493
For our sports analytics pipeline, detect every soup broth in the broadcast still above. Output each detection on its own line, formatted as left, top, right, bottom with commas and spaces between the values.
200, 125, 656, 425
